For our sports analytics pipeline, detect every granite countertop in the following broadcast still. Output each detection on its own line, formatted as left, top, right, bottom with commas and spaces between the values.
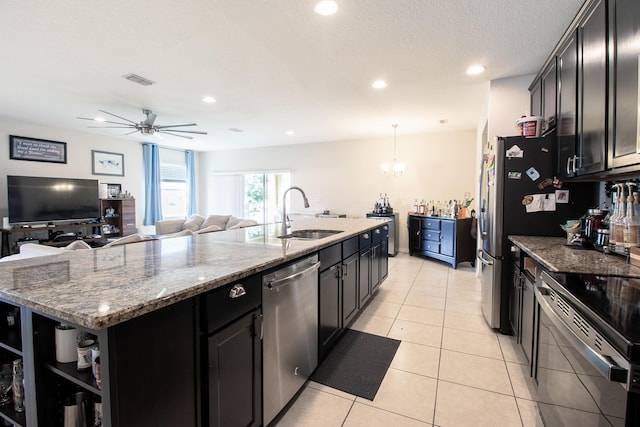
509, 235, 640, 278
0, 218, 387, 330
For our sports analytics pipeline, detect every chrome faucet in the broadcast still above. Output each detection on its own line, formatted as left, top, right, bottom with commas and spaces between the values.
281, 186, 310, 236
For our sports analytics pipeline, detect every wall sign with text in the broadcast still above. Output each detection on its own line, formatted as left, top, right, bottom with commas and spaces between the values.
9, 135, 67, 164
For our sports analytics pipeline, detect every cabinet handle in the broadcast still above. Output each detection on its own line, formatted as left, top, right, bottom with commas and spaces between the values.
343, 263, 348, 277
229, 284, 246, 299
416, 230, 420, 236
566, 157, 572, 175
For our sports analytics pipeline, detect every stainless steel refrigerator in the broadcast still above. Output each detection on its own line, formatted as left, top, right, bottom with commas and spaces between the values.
478, 133, 596, 333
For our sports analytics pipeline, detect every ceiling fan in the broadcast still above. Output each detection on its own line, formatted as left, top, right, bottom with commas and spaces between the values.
77, 109, 208, 139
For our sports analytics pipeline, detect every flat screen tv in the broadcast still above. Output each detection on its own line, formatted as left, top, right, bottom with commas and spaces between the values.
7, 175, 100, 224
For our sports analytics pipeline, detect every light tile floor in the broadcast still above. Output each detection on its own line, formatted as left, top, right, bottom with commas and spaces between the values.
274, 253, 544, 427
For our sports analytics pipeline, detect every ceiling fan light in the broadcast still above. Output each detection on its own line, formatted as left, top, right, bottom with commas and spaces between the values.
202, 96, 216, 103
314, 0, 338, 16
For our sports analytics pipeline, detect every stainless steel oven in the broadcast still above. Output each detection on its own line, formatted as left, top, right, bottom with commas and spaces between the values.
535, 271, 640, 426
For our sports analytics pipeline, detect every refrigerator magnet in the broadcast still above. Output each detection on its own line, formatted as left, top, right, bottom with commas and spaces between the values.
555, 190, 569, 203
525, 167, 540, 181
536, 177, 553, 190
506, 145, 523, 158
508, 171, 522, 179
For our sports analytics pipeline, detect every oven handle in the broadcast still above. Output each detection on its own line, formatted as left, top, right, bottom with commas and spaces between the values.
535, 285, 628, 384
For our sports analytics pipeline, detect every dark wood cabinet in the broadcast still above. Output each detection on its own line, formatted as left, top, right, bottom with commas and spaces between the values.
577, 0, 608, 176
100, 198, 136, 237
342, 252, 359, 326
408, 215, 475, 269
358, 239, 372, 307
608, 0, 640, 170
557, 32, 579, 178
530, 78, 542, 118
542, 59, 558, 133
207, 309, 261, 427
319, 263, 342, 358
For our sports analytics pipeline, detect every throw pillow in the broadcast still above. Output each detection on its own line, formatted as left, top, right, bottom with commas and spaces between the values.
64, 240, 92, 250
182, 214, 205, 231
201, 215, 231, 229
194, 225, 222, 234
227, 220, 258, 230
160, 229, 194, 239
103, 234, 143, 247
224, 216, 243, 229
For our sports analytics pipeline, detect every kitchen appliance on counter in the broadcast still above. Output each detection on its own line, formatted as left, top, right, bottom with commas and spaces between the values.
366, 212, 398, 256
478, 133, 596, 333
535, 271, 640, 426
262, 254, 320, 426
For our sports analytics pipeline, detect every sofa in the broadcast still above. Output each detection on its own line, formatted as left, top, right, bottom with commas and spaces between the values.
155, 214, 258, 236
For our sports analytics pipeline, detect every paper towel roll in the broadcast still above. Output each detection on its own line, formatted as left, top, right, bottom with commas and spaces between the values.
55, 326, 79, 363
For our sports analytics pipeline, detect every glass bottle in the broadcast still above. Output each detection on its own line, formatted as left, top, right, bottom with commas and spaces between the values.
624, 183, 640, 249
609, 184, 621, 248
614, 185, 627, 252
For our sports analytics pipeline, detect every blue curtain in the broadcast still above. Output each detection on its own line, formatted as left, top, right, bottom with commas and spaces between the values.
142, 143, 163, 225
185, 150, 196, 216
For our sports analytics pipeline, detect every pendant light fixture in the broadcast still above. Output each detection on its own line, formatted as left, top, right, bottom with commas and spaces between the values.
382, 124, 405, 177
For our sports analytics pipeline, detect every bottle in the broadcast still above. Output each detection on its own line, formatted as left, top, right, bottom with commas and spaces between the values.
413, 199, 419, 213
12, 359, 24, 413
614, 185, 627, 252
624, 183, 639, 249
609, 184, 621, 248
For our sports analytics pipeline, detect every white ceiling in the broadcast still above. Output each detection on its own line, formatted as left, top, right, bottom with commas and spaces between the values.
0, 0, 584, 152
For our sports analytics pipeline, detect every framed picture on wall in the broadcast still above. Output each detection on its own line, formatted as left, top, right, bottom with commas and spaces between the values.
106, 183, 121, 198
92, 150, 124, 176
9, 135, 67, 164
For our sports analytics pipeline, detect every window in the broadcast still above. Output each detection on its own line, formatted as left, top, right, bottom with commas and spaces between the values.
210, 171, 291, 224
160, 149, 188, 219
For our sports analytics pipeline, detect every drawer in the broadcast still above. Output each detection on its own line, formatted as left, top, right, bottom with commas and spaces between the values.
372, 227, 383, 244
424, 230, 440, 242
424, 240, 440, 253
205, 274, 261, 333
343, 236, 359, 258
359, 231, 372, 250
424, 218, 440, 230
319, 243, 341, 270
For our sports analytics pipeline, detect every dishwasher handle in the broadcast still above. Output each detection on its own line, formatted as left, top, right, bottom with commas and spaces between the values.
265, 261, 321, 290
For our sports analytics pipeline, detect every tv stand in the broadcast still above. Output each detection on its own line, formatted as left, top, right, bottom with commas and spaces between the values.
1, 222, 107, 257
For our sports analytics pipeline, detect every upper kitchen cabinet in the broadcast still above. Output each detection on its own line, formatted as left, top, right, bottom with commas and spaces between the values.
542, 59, 558, 134
553, 0, 608, 178
530, 79, 542, 118
607, 0, 640, 170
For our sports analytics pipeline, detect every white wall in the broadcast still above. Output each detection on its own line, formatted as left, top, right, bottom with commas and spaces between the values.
200, 130, 478, 252
0, 116, 146, 227
487, 74, 536, 140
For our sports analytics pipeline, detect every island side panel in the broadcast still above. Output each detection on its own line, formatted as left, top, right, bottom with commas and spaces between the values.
108, 298, 197, 427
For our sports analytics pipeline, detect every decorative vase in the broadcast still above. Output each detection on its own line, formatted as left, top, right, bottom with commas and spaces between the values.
459, 207, 467, 219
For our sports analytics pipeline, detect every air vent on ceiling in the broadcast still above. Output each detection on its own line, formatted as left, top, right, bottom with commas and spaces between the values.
123, 74, 155, 86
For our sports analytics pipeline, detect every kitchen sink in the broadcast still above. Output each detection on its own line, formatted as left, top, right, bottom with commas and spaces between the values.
277, 229, 343, 240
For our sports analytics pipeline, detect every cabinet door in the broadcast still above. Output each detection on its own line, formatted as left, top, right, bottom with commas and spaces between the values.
208, 309, 261, 427
379, 238, 389, 281
342, 253, 359, 326
319, 265, 341, 357
371, 243, 381, 293
358, 249, 371, 306
608, 0, 640, 169
440, 221, 455, 257
542, 59, 557, 132
577, 0, 607, 175
408, 216, 422, 254
530, 79, 542, 118
520, 275, 535, 367
557, 32, 579, 178
509, 266, 522, 339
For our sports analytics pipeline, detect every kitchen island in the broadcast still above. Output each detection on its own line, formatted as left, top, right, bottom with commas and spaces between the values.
0, 218, 388, 427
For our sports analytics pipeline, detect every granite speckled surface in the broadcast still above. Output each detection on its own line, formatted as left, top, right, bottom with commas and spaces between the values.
0, 218, 387, 330
509, 235, 640, 278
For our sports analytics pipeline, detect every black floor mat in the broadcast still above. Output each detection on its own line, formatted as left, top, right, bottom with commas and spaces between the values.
310, 329, 400, 400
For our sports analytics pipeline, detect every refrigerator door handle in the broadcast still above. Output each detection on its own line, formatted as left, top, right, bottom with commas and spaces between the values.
566, 156, 573, 175
477, 249, 493, 266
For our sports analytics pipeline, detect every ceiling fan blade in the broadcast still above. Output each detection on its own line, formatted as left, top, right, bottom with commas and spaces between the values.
154, 123, 198, 129
158, 130, 194, 139
88, 126, 137, 129
98, 109, 138, 125
124, 129, 140, 135
143, 110, 157, 126
159, 129, 208, 135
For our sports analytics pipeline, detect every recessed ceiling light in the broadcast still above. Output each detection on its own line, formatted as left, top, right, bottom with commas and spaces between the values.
466, 65, 485, 75
372, 80, 387, 89
314, 0, 339, 15
286, 130, 295, 136
202, 96, 216, 103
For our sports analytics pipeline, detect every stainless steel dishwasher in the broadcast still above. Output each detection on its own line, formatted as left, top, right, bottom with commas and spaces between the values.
262, 254, 320, 426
